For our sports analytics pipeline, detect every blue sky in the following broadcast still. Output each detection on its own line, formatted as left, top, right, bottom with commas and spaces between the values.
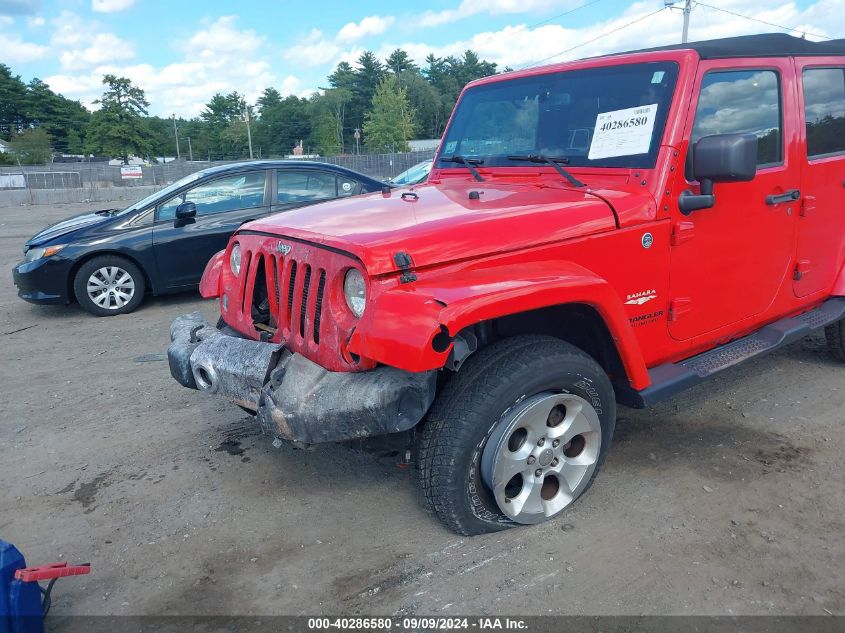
0, 0, 841, 117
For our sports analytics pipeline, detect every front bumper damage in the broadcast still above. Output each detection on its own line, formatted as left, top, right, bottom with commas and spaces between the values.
167, 312, 437, 444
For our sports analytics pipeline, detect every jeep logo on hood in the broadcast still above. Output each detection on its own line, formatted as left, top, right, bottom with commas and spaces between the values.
275, 242, 292, 255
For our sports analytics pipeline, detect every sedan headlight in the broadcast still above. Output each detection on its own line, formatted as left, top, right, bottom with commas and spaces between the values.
343, 268, 366, 318
24, 244, 66, 263
229, 242, 242, 276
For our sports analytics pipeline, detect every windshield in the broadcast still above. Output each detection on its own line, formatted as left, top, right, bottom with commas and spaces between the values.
437, 61, 679, 170
390, 160, 433, 185
116, 171, 203, 215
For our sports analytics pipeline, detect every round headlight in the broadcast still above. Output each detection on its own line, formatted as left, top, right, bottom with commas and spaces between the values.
343, 268, 366, 318
229, 242, 241, 276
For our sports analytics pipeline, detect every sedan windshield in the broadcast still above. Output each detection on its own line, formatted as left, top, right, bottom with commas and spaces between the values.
116, 171, 203, 215
437, 61, 679, 170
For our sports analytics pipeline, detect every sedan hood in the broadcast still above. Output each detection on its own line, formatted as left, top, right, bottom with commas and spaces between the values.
244, 181, 620, 275
25, 210, 118, 248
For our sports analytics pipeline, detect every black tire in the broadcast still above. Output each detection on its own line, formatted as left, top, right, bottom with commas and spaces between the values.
73, 255, 146, 316
417, 335, 616, 536
825, 320, 845, 361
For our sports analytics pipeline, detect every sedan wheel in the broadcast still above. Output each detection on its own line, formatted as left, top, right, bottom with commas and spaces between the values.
87, 266, 136, 310
73, 255, 146, 316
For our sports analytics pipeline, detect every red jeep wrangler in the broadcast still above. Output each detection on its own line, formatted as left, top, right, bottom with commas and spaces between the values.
169, 33, 845, 535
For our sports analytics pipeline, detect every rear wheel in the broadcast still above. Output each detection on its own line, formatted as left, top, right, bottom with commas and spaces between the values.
825, 320, 845, 361
417, 335, 616, 535
73, 255, 145, 316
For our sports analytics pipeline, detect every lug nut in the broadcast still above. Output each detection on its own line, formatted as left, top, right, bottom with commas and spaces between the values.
527, 455, 536, 465
535, 469, 543, 478
551, 458, 559, 467
537, 438, 545, 447
552, 439, 560, 448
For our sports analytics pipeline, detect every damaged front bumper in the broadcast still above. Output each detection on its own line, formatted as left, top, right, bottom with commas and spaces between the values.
167, 312, 437, 444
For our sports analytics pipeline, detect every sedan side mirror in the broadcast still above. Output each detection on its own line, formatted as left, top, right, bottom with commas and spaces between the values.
679, 133, 758, 215
175, 201, 197, 219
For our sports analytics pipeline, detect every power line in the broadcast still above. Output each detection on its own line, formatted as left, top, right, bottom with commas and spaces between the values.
521, 6, 669, 69
520, 0, 604, 32
694, 1, 832, 40
491, 0, 604, 68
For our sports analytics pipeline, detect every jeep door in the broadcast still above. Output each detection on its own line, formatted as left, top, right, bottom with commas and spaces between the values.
668, 59, 799, 341
794, 60, 845, 297
152, 170, 270, 289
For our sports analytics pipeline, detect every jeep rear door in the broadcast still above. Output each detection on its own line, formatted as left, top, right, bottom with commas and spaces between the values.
794, 60, 845, 297
668, 58, 799, 341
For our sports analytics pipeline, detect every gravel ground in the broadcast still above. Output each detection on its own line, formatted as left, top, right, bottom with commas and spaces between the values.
1, 201, 843, 619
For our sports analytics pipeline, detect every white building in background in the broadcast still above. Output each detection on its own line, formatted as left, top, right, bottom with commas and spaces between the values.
408, 139, 440, 152
0, 139, 10, 153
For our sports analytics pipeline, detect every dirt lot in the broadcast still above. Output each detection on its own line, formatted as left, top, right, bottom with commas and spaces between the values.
1, 201, 843, 619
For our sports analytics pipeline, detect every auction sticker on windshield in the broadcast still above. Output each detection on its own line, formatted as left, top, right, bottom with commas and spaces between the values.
588, 104, 658, 160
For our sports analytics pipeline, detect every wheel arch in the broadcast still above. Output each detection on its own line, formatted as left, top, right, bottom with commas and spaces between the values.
348, 260, 650, 390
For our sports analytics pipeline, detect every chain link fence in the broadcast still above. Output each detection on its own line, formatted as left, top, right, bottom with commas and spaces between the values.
0, 150, 435, 193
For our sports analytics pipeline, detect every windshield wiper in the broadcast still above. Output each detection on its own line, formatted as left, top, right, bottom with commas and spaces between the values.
506, 154, 585, 188
441, 155, 485, 182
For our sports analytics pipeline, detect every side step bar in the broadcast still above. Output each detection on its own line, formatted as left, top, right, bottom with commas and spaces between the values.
618, 298, 845, 408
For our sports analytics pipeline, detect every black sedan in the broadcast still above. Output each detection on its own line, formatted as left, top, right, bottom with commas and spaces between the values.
13, 160, 384, 316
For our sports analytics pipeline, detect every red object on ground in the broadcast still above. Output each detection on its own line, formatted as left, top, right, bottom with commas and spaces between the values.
14, 562, 90, 583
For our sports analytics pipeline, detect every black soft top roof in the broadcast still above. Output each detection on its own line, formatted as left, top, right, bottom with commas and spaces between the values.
631, 33, 845, 59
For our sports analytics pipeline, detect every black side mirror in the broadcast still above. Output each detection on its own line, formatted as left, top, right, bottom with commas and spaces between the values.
679, 133, 758, 215
175, 201, 197, 219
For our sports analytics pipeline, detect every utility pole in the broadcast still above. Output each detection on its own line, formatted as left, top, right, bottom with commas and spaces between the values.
187, 136, 193, 162
682, 0, 692, 43
353, 128, 361, 155
243, 110, 254, 160
172, 114, 180, 160
666, 0, 693, 43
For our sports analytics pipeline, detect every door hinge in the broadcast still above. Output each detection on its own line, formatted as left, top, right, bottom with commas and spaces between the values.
669, 298, 693, 321
794, 260, 812, 281
800, 195, 817, 217
671, 221, 695, 246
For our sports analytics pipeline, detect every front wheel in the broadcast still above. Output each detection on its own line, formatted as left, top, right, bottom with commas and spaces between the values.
417, 335, 616, 536
73, 255, 146, 316
825, 320, 845, 362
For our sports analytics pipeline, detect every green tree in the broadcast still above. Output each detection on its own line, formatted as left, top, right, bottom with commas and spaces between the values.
85, 74, 151, 163
363, 75, 415, 153
201, 92, 249, 158
9, 127, 52, 164
308, 88, 351, 155
255, 89, 310, 157
386, 49, 419, 77
25, 78, 90, 154
0, 64, 29, 137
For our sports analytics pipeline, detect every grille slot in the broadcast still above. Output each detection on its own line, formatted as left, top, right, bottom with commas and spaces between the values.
299, 265, 312, 338
313, 270, 326, 344
272, 255, 281, 313
287, 261, 298, 318
240, 250, 252, 312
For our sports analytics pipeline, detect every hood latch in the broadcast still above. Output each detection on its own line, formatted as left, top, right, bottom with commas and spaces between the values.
394, 252, 417, 284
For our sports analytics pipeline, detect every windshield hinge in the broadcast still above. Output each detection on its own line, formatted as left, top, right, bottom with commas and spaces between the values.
394, 252, 417, 284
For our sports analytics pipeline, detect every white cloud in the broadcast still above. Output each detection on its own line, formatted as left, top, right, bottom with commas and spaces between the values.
283, 28, 341, 67
50, 11, 135, 70
417, 0, 576, 27
0, 31, 49, 62
60, 32, 135, 69
91, 0, 134, 13
26, 14, 43, 26
45, 15, 296, 117
386, 0, 843, 70
337, 15, 395, 42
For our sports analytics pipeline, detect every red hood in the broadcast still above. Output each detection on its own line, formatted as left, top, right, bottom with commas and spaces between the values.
244, 181, 622, 276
